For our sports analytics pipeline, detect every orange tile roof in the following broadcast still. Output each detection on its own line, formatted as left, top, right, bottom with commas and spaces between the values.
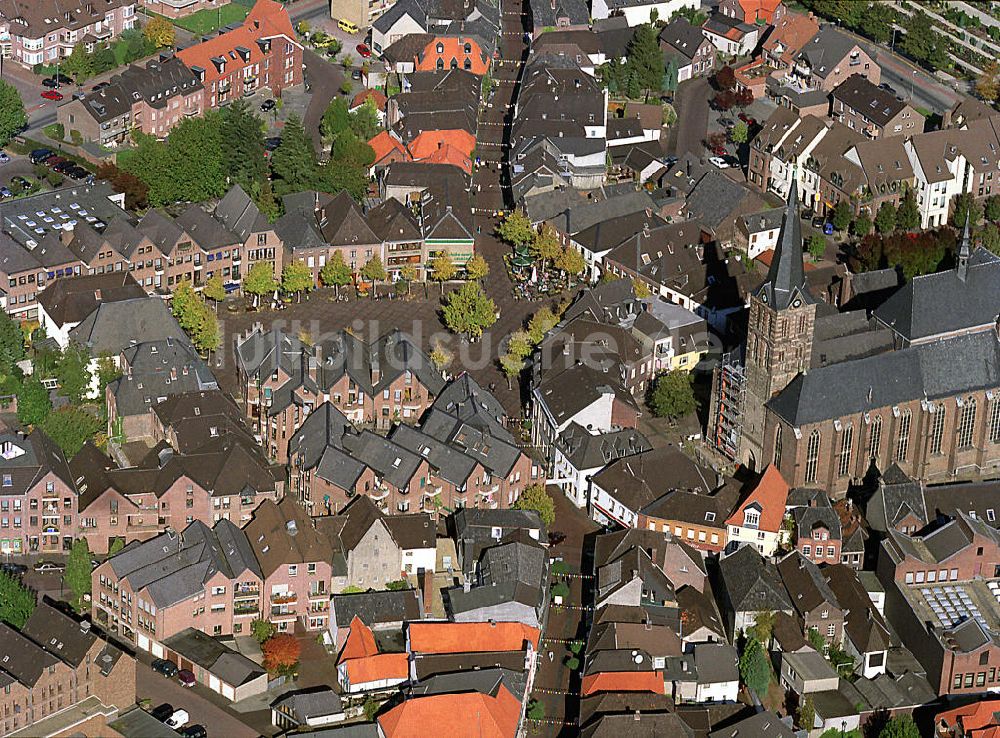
369, 131, 410, 165
407, 622, 540, 654
937, 700, 1000, 736
409, 129, 476, 158
419, 144, 473, 174
345, 652, 410, 684
176, 0, 299, 88
580, 670, 666, 697
739, 0, 783, 24
352, 88, 388, 112
725, 464, 789, 532
416, 37, 490, 75
756, 248, 817, 271
378, 684, 521, 738
339, 615, 379, 663
763, 11, 819, 64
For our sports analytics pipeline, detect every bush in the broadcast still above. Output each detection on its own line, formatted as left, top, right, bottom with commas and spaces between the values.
70, 129, 82, 145
45, 170, 63, 188
43, 123, 64, 141
565, 656, 580, 670
551, 581, 570, 600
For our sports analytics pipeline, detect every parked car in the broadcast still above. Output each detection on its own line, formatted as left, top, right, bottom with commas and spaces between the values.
712, 145, 727, 157
708, 156, 730, 169
41, 90, 64, 101
264, 137, 282, 151
0, 187, 12, 199
41, 78, 60, 89
150, 703, 174, 722
0, 152, 9, 164
33, 560, 64, 572
723, 155, 740, 168
165, 709, 190, 729
738, 112, 756, 127
91, 81, 110, 92
51, 73, 72, 85
178, 669, 196, 687
356, 43, 372, 58
351, 69, 362, 80
29, 149, 53, 164
53, 160, 75, 174
260, 98, 276, 112
45, 156, 67, 169
181, 726, 208, 738
151, 659, 178, 678
67, 166, 89, 180
10, 176, 30, 188
0, 562, 27, 576
823, 221, 834, 236
663, 155, 678, 167
811, 216, 824, 229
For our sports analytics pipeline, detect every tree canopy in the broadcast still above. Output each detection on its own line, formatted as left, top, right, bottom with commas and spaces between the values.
512, 483, 555, 526
0, 81, 27, 148
648, 370, 697, 420
65, 537, 93, 605
0, 570, 34, 628
738, 637, 770, 696
442, 282, 497, 339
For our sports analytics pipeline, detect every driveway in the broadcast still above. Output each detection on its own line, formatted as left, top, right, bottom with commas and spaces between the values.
302, 49, 346, 152
668, 76, 712, 160
137, 661, 260, 738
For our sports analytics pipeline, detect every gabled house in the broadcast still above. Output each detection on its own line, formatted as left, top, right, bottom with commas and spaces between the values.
716, 545, 794, 639
336, 616, 410, 694
777, 551, 845, 645
329, 588, 422, 650
724, 464, 789, 556
790, 493, 843, 564
659, 18, 716, 82
551, 423, 651, 508
822, 564, 890, 678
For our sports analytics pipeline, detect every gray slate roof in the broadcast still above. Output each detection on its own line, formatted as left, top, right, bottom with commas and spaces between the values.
718, 545, 793, 614
162, 628, 265, 686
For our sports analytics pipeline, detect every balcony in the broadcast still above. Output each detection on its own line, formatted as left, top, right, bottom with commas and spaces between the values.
271, 592, 298, 605
233, 604, 259, 616
234, 585, 259, 597
308, 588, 327, 599
270, 608, 297, 620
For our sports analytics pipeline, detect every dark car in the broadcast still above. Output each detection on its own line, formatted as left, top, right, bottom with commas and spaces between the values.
29, 149, 53, 164
811, 216, 825, 229
178, 669, 196, 687
260, 98, 276, 112
264, 137, 282, 151
718, 117, 735, 127
351, 69, 362, 80
150, 703, 174, 722
67, 166, 89, 180
0, 562, 27, 576
42, 78, 59, 89
45, 156, 67, 169
151, 658, 178, 677
53, 160, 76, 174
10, 176, 30, 188
91, 81, 110, 92
51, 73, 72, 85
723, 155, 740, 167
181, 725, 208, 738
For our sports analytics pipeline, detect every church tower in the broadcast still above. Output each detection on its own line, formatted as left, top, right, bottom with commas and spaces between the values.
739, 179, 817, 469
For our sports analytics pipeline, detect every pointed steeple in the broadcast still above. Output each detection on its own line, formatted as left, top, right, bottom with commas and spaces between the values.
957, 211, 971, 282
755, 178, 814, 310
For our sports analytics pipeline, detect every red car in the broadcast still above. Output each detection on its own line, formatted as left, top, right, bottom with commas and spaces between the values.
739, 112, 756, 127
356, 43, 372, 58
41, 90, 63, 101
712, 145, 727, 157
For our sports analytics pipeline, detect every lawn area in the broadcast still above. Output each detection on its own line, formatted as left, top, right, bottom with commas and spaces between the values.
171, 3, 249, 34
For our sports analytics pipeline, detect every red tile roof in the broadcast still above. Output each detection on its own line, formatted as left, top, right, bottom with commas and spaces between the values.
725, 464, 790, 533
763, 11, 819, 65
378, 684, 522, 738
339, 615, 378, 663
937, 700, 1000, 738
407, 622, 540, 654
409, 130, 476, 174
416, 37, 490, 75
739, 0, 783, 23
351, 88, 388, 112
580, 670, 666, 697
176, 0, 299, 88
344, 652, 410, 684
368, 131, 411, 165
756, 248, 818, 271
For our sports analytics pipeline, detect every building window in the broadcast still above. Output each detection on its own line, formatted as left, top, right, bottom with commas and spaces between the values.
805, 429, 821, 483
868, 414, 882, 461
894, 409, 911, 462
827, 624, 836, 637
838, 424, 853, 478
930, 404, 946, 455
773, 425, 782, 468
958, 398, 977, 449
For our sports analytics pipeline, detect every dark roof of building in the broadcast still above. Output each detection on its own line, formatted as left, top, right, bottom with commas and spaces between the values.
21, 600, 98, 668
582, 712, 694, 738
0, 622, 63, 687
593, 445, 719, 512
718, 545, 793, 614
793, 500, 842, 541
272, 688, 344, 721
754, 179, 813, 310
658, 18, 709, 63
822, 564, 890, 654
213, 185, 270, 241
797, 26, 860, 80
777, 551, 841, 617
768, 329, 1000, 427
331, 589, 422, 628
37, 272, 146, 328
110, 338, 218, 418
529, 0, 589, 28
162, 628, 265, 686
554, 423, 652, 471
0, 430, 76, 497
832, 75, 910, 127
676, 585, 726, 641
69, 296, 188, 356
245, 498, 334, 578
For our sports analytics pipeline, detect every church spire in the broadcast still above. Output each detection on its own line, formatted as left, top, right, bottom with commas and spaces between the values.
755, 178, 814, 310
958, 211, 971, 282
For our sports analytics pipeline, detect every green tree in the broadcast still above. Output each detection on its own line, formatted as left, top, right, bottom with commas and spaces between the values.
65, 537, 92, 605
985, 195, 1000, 223
349, 98, 381, 141
830, 200, 853, 231
797, 695, 815, 732
108, 537, 125, 556
281, 260, 314, 302
499, 353, 523, 390
512, 483, 555, 526
806, 234, 826, 260
143, 15, 175, 47
430, 252, 457, 294
648, 370, 697, 420
748, 610, 775, 644
852, 214, 873, 237
251, 618, 276, 644
442, 282, 497, 340
40, 406, 101, 457
496, 210, 534, 248
192, 310, 220, 356
464, 254, 489, 281
270, 114, 317, 196
363, 697, 381, 721
0, 81, 27, 148
527, 307, 559, 343
0, 570, 35, 628
244, 261, 278, 302
17, 375, 51, 426
385, 579, 409, 590
63, 42, 93, 83
896, 189, 920, 230
739, 637, 771, 696
360, 255, 387, 297
875, 201, 897, 234
203, 274, 226, 311
0, 310, 25, 372
319, 251, 352, 296
952, 192, 983, 228
96, 355, 120, 400
555, 247, 586, 276
901, 9, 948, 71
330, 130, 375, 171
506, 330, 533, 360
429, 340, 452, 374
625, 24, 663, 99
730, 120, 749, 144
220, 100, 267, 194
170, 280, 201, 333
531, 225, 562, 271
808, 626, 826, 652
527, 699, 545, 721
980, 222, 1000, 255
56, 346, 91, 404
878, 715, 920, 738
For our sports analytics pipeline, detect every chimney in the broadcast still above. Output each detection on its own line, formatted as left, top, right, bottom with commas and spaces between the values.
633, 710, 641, 722
286, 519, 298, 536
463, 579, 472, 593
94, 289, 102, 300
80, 621, 91, 634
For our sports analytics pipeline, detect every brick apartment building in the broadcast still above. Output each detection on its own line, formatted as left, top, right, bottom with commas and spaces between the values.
92, 520, 265, 652
176, 0, 303, 111
0, 431, 78, 556
0, 0, 136, 69
244, 498, 334, 632
58, 56, 205, 146
0, 601, 135, 737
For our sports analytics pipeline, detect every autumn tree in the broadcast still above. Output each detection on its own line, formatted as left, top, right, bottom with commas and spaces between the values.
512, 483, 555, 526
203, 274, 226, 311
495, 210, 534, 248
360, 255, 387, 298
442, 282, 497, 340
143, 15, 175, 48
532, 226, 562, 271
243, 261, 278, 304
430, 253, 457, 294
281, 260, 314, 302
977, 61, 1000, 102
319, 251, 352, 297
429, 340, 452, 374
555, 247, 586, 276
465, 254, 489, 281
262, 633, 301, 674
527, 307, 559, 343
